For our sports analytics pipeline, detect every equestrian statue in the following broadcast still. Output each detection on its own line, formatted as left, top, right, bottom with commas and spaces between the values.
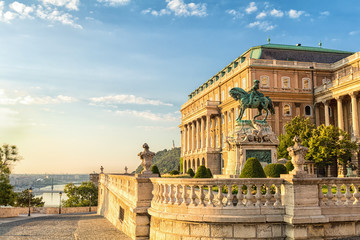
229, 79, 275, 122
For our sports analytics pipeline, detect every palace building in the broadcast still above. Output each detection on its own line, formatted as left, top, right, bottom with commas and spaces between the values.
179, 42, 360, 175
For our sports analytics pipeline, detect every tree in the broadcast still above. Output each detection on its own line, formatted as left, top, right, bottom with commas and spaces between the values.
187, 168, 195, 177
308, 124, 357, 169
0, 144, 21, 206
264, 164, 288, 178
62, 182, 98, 207
206, 168, 213, 178
151, 165, 161, 177
277, 116, 315, 159
285, 161, 294, 173
13, 189, 44, 207
239, 157, 266, 178
194, 165, 210, 178
169, 170, 180, 175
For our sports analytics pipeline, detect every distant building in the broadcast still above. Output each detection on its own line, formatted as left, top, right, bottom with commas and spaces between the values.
89, 172, 99, 186
179, 43, 360, 176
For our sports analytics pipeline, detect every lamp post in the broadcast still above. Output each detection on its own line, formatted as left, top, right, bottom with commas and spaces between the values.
28, 187, 32, 217
59, 192, 62, 214
89, 194, 92, 212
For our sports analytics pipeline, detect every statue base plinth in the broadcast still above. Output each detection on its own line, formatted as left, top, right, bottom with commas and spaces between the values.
224, 120, 279, 176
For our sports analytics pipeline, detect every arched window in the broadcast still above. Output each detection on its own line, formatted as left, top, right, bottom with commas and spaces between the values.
283, 104, 291, 116
235, 82, 238, 87
281, 76, 290, 88
242, 78, 246, 89
215, 134, 218, 147
260, 75, 269, 88
302, 78, 311, 89
235, 108, 238, 118
197, 158, 200, 168
215, 94, 219, 101
184, 160, 187, 172
305, 105, 312, 116
192, 159, 195, 169
228, 112, 231, 122
202, 158, 205, 166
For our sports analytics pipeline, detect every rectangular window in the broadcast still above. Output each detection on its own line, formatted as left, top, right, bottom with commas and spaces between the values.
215, 94, 219, 101
282, 77, 290, 88
260, 76, 269, 88
119, 206, 125, 222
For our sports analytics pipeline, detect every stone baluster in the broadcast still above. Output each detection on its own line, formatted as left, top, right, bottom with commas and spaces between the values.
335, 184, 343, 206
181, 184, 187, 206
217, 185, 224, 206
199, 185, 205, 207
163, 184, 169, 204
318, 184, 325, 206
207, 184, 215, 207
236, 184, 244, 207
264, 183, 272, 207
175, 184, 181, 205
273, 184, 281, 207
245, 184, 253, 207
159, 184, 164, 203
152, 183, 158, 203
255, 184, 262, 207
226, 184, 233, 206
353, 184, 360, 205
326, 185, 333, 205
190, 185, 196, 206
170, 184, 175, 204
344, 184, 352, 205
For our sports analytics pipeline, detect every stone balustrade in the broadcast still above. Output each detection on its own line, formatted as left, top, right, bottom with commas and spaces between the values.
99, 174, 137, 204
319, 178, 360, 206
149, 178, 284, 222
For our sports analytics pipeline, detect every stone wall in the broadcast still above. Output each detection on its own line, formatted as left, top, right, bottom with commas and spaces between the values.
0, 206, 98, 218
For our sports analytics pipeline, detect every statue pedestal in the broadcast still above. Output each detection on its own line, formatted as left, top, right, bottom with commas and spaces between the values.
224, 120, 279, 177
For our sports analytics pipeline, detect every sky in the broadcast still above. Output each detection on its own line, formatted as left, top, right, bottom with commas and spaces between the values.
0, 0, 359, 174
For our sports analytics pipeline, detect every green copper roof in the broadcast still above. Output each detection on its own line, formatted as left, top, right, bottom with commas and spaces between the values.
255, 43, 354, 54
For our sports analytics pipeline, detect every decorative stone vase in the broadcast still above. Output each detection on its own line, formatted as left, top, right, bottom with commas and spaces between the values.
287, 136, 309, 176
138, 143, 155, 175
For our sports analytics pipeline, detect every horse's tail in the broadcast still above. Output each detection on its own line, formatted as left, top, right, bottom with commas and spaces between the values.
266, 96, 275, 114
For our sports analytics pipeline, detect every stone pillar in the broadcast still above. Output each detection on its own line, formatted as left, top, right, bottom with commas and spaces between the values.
315, 104, 320, 126
323, 101, 330, 126
200, 117, 205, 150
224, 111, 228, 136
295, 103, 301, 116
206, 115, 211, 149
188, 123, 192, 152
350, 92, 359, 137
294, 71, 299, 90
274, 102, 280, 135
192, 121, 196, 151
336, 96, 344, 130
211, 117, 215, 148
273, 71, 278, 89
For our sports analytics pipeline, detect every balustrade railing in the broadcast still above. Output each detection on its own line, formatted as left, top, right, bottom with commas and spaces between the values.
100, 174, 136, 202
318, 178, 360, 206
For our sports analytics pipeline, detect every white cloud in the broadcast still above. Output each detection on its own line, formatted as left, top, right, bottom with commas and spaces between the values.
256, 11, 266, 19
245, 2, 257, 14
349, 31, 359, 36
226, 9, 243, 19
115, 110, 178, 122
90, 94, 173, 106
36, 5, 82, 29
41, 0, 79, 11
248, 21, 275, 31
9, 2, 34, 19
288, 9, 304, 19
320, 11, 329, 16
270, 8, 283, 17
0, 90, 77, 105
3, 11, 16, 22
143, 0, 207, 17
97, 0, 131, 7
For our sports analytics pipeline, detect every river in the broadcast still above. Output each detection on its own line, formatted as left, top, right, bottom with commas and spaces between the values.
34, 184, 80, 207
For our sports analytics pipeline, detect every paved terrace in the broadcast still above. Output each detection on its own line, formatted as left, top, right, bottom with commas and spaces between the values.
0, 213, 131, 240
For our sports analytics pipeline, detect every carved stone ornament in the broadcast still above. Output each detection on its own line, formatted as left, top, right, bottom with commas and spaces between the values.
138, 143, 155, 175
287, 136, 309, 176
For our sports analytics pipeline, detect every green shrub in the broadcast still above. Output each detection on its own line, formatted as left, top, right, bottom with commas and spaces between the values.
239, 157, 266, 178
169, 170, 180, 175
264, 163, 288, 178
151, 165, 161, 177
194, 165, 209, 178
285, 160, 294, 173
179, 157, 183, 173
206, 168, 213, 178
187, 168, 195, 177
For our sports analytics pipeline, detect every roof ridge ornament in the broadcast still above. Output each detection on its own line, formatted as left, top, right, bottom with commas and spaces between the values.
319, 40, 322, 48
267, 36, 270, 44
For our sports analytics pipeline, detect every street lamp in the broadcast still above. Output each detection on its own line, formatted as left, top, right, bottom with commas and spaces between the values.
89, 194, 92, 212
59, 192, 62, 214
28, 187, 32, 217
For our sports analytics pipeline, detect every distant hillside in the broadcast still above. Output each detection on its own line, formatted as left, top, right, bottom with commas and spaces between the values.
135, 147, 181, 174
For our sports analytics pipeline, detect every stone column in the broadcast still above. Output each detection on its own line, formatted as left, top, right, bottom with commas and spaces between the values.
294, 71, 299, 90
211, 117, 215, 148
185, 124, 189, 153
350, 92, 359, 137
336, 96, 344, 130
323, 101, 330, 126
273, 71, 278, 89
274, 102, 280, 135
295, 103, 301, 116
200, 117, 205, 150
206, 115, 211, 149
315, 104, 320, 126
188, 123, 192, 152
192, 121, 196, 151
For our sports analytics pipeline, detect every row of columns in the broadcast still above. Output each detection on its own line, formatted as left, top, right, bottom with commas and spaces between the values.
320, 92, 359, 137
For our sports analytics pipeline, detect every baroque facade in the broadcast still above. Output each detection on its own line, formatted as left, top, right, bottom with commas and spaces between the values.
179, 43, 360, 175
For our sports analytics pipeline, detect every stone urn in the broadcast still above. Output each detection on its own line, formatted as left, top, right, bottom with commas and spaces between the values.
287, 136, 309, 176
138, 143, 155, 175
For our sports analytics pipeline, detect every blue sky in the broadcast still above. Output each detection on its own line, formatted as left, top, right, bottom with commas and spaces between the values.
1, 0, 359, 174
